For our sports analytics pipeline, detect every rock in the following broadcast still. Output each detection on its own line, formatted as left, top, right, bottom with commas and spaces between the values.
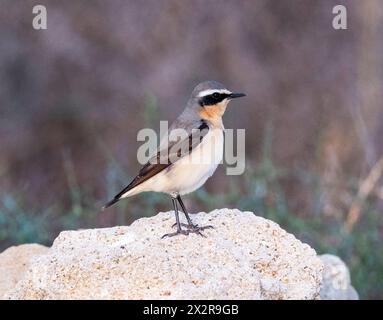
4, 209, 323, 300
319, 254, 359, 300
0, 244, 49, 298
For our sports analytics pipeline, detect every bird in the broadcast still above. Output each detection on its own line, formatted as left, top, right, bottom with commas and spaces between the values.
103, 81, 246, 238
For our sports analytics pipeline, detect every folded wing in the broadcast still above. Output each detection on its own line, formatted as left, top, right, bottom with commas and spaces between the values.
102, 120, 209, 209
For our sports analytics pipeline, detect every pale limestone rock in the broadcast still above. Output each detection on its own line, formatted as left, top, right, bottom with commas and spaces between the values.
0, 244, 49, 298
319, 254, 359, 300
4, 209, 324, 299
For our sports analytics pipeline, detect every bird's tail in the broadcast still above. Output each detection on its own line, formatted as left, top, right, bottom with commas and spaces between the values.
101, 197, 121, 211
102, 177, 140, 210
102, 186, 137, 210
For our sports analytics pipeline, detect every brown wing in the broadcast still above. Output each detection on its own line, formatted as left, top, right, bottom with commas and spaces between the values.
102, 120, 209, 209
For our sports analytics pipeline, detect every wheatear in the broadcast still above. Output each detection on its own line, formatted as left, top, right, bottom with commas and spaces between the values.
103, 81, 245, 238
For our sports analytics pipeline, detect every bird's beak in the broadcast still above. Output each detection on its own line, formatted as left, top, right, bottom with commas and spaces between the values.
229, 92, 246, 99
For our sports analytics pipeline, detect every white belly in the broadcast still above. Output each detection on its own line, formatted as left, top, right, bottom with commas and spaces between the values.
128, 127, 224, 197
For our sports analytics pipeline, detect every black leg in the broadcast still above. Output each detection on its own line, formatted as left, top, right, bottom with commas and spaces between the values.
162, 195, 214, 239
174, 195, 214, 235
161, 196, 190, 238
177, 195, 196, 228
172, 197, 181, 232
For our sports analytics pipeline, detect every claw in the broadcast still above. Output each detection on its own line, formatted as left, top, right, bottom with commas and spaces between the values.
163, 224, 214, 238
197, 225, 214, 230
171, 222, 194, 229
161, 229, 190, 238
171, 223, 214, 231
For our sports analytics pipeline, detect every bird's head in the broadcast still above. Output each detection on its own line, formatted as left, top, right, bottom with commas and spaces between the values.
188, 81, 246, 124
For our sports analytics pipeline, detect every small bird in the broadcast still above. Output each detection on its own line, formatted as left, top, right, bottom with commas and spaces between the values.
103, 81, 245, 238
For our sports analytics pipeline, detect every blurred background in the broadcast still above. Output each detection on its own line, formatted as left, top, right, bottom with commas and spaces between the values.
0, 0, 382, 298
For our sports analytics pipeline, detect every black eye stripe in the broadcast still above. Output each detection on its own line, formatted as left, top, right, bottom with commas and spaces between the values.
199, 93, 229, 106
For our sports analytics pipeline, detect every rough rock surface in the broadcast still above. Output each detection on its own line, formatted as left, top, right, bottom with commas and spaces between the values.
319, 254, 359, 300
3, 209, 324, 300
0, 244, 49, 297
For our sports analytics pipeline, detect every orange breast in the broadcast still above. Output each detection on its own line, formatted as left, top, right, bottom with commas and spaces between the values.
198, 104, 226, 127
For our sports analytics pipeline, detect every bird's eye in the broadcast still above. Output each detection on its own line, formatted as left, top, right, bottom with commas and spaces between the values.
212, 92, 220, 99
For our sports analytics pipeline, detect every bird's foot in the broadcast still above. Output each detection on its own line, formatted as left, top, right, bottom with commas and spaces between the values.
161, 228, 207, 238
165, 224, 214, 238
161, 229, 191, 239
189, 225, 214, 237
172, 222, 214, 231
171, 222, 195, 229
